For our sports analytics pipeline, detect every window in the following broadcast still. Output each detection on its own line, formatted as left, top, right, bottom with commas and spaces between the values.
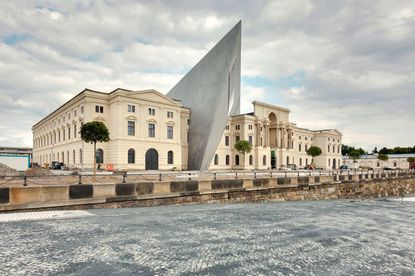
128, 121, 135, 136
299, 144, 302, 152
214, 154, 219, 165
226, 155, 230, 165
63, 116, 65, 122
300, 158, 302, 166
79, 149, 83, 164
187, 119, 190, 125
333, 145, 335, 153
80, 106, 84, 113
167, 111, 173, 118
96, 149, 104, 164
168, 151, 174, 164
128, 149, 135, 164
68, 113, 71, 120
95, 105, 104, 113
148, 108, 155, 115
68, 127, 71, 140
248, 135, 253, 145
235, 125, 240, 130
63, 129, 65, 141
249, 155, 253, 165
235, 135, 240, 142
393, 161, 397, 167
286, 156, 289, 165
225, 136, 229, 146
128, 105, 136, 113
74, 110, 77, 117
167, 126, 173, 139
225, 125, 229, 130
235, 155, 240, 166
248, 125, 253, 130
328, 145, 330, 153
67, 150, 69, 164
377, 162, 380, 167
305, 144, 308, 151
73, 150, 75, 164
305, 137, 307, 141
328, 138, 330, 141
148, 123, 155, 137
263, 155, 267, 166
58, 130, 61, 142
187, 132, 189, 143
328, 159, 331, 166
299, 136, 301, 140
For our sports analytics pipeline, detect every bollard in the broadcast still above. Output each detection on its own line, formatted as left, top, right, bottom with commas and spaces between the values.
23, 176, 27, 186
159, 173, 162, 181
123, 172, 127, 184
214, 172, 217, 180
78, 175, 82, 185
188, 173, 191, 181
236, 172, 238, 179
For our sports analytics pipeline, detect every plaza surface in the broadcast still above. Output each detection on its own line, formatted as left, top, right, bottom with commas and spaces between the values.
1, 199, 415, 275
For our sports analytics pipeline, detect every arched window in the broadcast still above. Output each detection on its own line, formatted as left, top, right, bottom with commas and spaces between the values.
249, 155, 253, 165
263, 155, 266, 165
168, 151, 174, 164
226, 155, 230, 165
235, 154, 240, 166
128, 148, 135, 164
96, 149, 104, 164
393, 161, 397, 167
214, 154, 219, 165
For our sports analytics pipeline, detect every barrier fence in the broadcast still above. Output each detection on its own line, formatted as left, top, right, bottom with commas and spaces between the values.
0, 169, 415, 187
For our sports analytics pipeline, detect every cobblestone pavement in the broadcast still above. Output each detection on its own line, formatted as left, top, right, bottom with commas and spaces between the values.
1, 199, 415, 275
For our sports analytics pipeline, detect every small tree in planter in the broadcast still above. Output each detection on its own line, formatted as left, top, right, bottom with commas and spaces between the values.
80, 121, 110, 177
234, 140, 252, 168
306, 146, 322, 167
377, 153, 388, 168
407, 157, 415, 169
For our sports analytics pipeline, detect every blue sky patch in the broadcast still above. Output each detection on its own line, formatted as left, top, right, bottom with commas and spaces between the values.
3, 34, 31, 45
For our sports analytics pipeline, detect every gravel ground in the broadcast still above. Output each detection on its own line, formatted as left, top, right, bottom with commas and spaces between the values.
1, 199, 415, 275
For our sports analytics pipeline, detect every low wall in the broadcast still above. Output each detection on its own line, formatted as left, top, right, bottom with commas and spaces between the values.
1, 172, 415, 212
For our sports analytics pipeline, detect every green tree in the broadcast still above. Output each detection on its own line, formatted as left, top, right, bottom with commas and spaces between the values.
407, 157, 415, 168
306, 146, 322, 165
348, 149, 362, 163
234, 140, 252, 167
80, 121, 110, 176
377, 153, 388, 168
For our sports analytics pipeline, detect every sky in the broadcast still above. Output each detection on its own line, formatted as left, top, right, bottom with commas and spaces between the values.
0, 0, 414, 152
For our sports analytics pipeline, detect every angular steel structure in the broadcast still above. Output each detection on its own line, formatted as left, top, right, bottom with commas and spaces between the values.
168, 21, 241, 170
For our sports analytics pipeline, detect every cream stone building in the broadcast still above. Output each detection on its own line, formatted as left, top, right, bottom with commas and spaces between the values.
343, 153, 415, 170
210, 101, 342, 170
32, 89, 342, 171
32, 88, 190, 171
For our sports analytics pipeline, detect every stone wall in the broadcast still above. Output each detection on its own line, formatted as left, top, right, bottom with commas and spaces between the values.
0, 172, 414, 212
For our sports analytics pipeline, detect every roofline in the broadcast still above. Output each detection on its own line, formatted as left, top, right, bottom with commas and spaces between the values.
252, 100, 290, 113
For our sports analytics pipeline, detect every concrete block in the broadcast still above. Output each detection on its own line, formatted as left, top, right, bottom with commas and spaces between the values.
199, 180, 212, 191
170, 181, 198, 193
136, 182, 154, 195
243, 179, 253, 188
277, 177, 291, 185
211, 179, 243, 190
69, 185, 93, 199
253, 178, 269, 187
94, 184, 115, 198
115, 183, 136, 196
10, 187, 42, 204
41, 186, 68, 202
314, 176, 320, 183
153, 182, 171, 194
0, 187, 9, 204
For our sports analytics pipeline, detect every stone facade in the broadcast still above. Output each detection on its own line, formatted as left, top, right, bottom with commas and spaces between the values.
343, 153, 415, 170
210, 101, 342, 170
32, 88, 190, 170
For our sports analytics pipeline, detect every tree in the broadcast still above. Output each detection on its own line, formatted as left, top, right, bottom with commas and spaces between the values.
348, 149, 362, 163
407, 157, 415, 169
234, 140, 252, 167
377, 153, 388, 168
80, 121, 110, 176
306, 146, 322, 165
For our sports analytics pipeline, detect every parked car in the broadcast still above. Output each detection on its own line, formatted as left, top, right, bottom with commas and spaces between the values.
50, 161, 64, 170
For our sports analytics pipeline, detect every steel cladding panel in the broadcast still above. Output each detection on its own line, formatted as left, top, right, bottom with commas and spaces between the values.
167, 21, 241, 170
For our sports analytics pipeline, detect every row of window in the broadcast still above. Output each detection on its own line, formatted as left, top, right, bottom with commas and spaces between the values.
36, 149, 83, 165
223, 135, 253, 146
127, 149, 174, 164
213, 154, 267, 166
37, 105, 84, 134
226, 124, 254, 131
35, 123, 81, 148
126, 104, 175, 119
298, 136, 312, 141
127, 121, 174, 139
327, 144, 341, 154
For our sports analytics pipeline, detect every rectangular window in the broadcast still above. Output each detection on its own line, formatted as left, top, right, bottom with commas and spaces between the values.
148, 108, 155, 115
235, 125, 240, 130
248, 135, 253, 145
187, 119, 190, 125
95, 105, 99, 113
148, 123, 155, 137
74, 125, 77, 138
248, 125, 253, 130
80, 106, 84, 113
68, 127, 71, 140
128, 121, 135, 136
167, 125, 173, 139
128, 105, 136, 113
236, 135, 240, 142
96, 105, 104, 113
63, 129, 65, 141
305, 137, 308, 141
167, 111, 173, 118
305, 144, 308, 151
225, 136, 229, 146
68, 113, 71, 120
299, 144, 302, 152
